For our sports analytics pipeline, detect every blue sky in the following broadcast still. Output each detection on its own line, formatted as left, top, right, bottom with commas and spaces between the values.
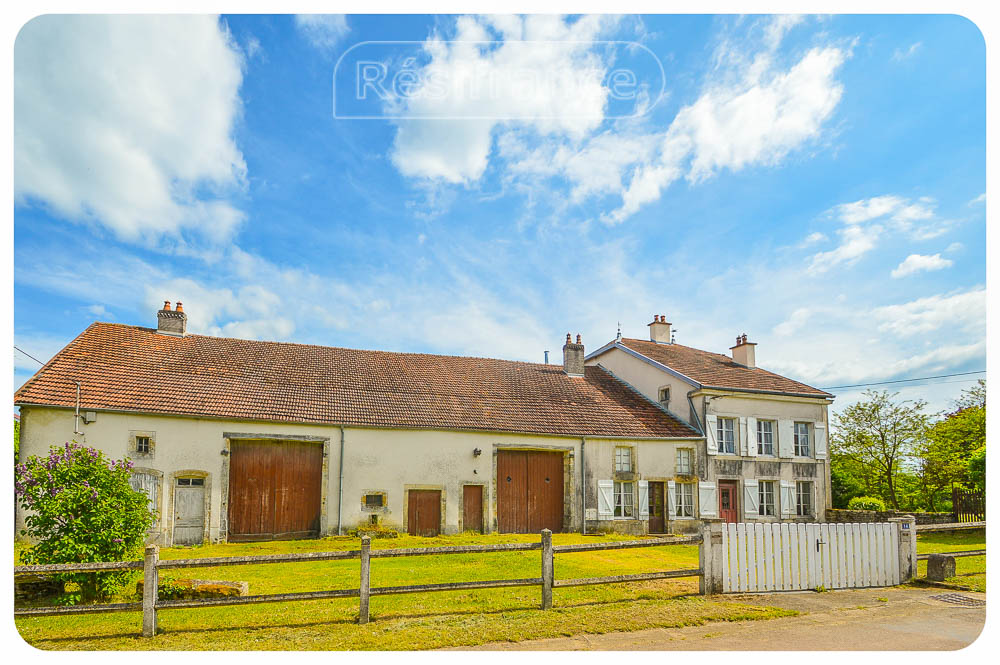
13, 14, 986, 415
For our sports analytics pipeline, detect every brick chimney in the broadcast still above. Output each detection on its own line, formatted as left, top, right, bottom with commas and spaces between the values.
730, 333, 756, 368
563, 333, 585, 377
157, 300, 187, 336
648, 315, 671, 343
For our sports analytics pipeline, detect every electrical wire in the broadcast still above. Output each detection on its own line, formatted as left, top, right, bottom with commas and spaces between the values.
13, 345, 45, 366
820, 370, 985, 391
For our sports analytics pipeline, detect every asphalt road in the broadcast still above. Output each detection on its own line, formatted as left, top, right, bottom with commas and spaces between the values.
461, 586, 986, 651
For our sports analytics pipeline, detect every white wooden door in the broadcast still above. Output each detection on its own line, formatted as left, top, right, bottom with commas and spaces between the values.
720, 522, 900, 592
173, 478, 205, 545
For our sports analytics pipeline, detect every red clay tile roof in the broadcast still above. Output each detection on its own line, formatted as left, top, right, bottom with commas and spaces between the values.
14, 323, 700, 438
611, 338, 832, 398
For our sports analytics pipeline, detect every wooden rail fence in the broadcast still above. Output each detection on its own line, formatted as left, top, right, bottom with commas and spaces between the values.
914, 521, 986, 533
14, 531, 702, 637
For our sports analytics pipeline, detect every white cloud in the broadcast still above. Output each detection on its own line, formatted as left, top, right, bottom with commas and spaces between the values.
873, 288, 985, 337
797, 231, 828, 248
14, 15, 247, 245
807, 223, 882, 274
86, 304, 112, 318
946, 242, 963, 253
969, 192, 986, 205
773, 307, 811, 336
835, 195, 905, 224
890, 253, 954, 278
892, 42, 922, 62
294, 15, 349, 51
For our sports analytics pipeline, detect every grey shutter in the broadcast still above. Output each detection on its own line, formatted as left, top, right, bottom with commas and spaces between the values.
705, 414, 718, 455
814, 423, 828, 459
778, 419, 794, 458
745, 417, 758, 457
698, 482, 718, 518
744, 479, 759, 518
597, 480, 614, 519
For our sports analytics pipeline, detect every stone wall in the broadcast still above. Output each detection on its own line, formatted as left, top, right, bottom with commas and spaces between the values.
825, 509, 954, 525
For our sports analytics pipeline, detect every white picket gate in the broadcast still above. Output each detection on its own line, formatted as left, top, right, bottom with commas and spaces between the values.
719, 522, 900, 592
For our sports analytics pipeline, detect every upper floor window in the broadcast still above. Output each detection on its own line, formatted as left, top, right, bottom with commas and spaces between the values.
130, 431, 155, 458
717, 417, 736, 454
614, 446, 633, 472
658, 387, 670, 408
676, 448, 693, 475
135, 436, 151, 454
757, 420, 775, 456
794, 422, 810, 457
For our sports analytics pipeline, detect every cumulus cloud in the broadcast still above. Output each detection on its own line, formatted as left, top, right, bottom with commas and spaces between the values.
294, 15, 349, 51
797, 231, 828, 248
890, 253, 954, 278
874, 288, 985, 337
807, 223, 882, 274
14, 15, 247, 245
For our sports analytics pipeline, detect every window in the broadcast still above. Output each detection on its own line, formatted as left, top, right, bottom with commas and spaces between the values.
675, 482, 694, 517
614, 481, 635, 517
365, 493, 384, 508
717, 417, 736, 454
614, 446, 632, 472
757, 420, 775, 456
676, 448, 693, 475
794, 422, 810, 457
130, 431, 155, 457
658, 387, 670, 408
796, 481, 813, 516
136, 436, 151, 454
758, 480, 776, 516
177, 477, 204, 486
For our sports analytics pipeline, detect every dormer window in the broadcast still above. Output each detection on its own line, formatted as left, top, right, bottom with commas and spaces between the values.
658, 386, 670, 408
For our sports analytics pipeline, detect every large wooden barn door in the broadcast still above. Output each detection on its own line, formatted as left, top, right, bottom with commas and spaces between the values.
497, 450, 564, 534
228, 439, 323, 541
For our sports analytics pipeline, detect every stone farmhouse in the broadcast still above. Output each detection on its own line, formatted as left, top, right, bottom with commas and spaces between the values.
15, 304, 832, 545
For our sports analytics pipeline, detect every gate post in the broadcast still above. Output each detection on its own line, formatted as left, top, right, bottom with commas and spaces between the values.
888, 516, 917, 582
142, 544, 159, 637
700, 523, 723, 594
359, 535, 371, 624
541, 529, 553, 609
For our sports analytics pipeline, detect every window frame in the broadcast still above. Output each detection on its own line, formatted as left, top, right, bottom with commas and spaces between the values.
716, 417, 737, 455
675, 481, 694, 518
796, 481, 813, 517
793, 422, 811, 457
676, 448, 693, 475
614, 446, 633, 473
658, 386, 671, 408
757, 420, 776, 456
758, 480, 776, 516
613, 480, 636, 518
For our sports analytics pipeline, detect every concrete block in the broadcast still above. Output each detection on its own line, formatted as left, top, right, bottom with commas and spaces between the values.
927, 554, 956, 582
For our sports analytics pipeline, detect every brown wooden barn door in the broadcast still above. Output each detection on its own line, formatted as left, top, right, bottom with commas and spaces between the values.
498, 450, 564, 534
497, 450, 528, 533
463, 485, 484, 533
407, 489, 441, 536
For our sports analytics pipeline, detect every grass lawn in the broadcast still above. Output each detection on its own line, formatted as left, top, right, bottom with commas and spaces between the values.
915, 528, 985, 593
15, 532, 794, 650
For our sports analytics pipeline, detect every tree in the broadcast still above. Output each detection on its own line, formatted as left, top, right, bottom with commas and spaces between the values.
15, 442, 154, 602
829, 458, 866, 508
919, 380, 986, 508
831, 390, 929, 510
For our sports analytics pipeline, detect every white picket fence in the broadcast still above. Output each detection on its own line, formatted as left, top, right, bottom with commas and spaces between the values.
719, 522, 901, 593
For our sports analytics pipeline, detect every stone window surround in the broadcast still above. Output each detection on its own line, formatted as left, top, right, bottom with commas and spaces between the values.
361, 490, 389, 514
614, 444, 634, 473
128, 430, 156, 459
167, 469, 212, 546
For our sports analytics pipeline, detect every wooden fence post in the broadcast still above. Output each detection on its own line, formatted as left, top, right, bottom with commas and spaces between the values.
358, 535, 371, 624
142, 545, 159, 637
541, 529, 553, 610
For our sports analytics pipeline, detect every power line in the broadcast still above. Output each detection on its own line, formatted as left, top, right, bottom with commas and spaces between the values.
820, 370, 985, 391
13, 346, 45, 366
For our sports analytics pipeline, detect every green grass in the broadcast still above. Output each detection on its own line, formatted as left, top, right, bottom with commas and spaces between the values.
915, 528, 985, 593
15, 532, 794, 650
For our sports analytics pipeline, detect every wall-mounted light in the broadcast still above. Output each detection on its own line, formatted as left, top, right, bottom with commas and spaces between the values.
473, 448, 482, 457
220, 449, 230, 456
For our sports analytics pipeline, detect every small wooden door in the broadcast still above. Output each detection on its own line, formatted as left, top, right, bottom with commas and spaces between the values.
463, 485, 484, 533
719, 480, 739, 523
407, 489, 441, 537
648, 481, 665, 533
173, 478, 205, 545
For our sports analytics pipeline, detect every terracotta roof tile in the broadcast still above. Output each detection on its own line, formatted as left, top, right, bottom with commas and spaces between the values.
14, 323, 700, 439
614, 338, 832, 398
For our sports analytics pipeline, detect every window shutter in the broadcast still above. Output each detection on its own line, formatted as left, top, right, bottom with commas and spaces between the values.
744, 479, 759, 518
638, 480, 649, 517
705, 414, 718, 455
745, 417, 758, 457
698, 482, 718, 518
778, 419, 794, 458
739, 417, 748, 456
814, 423, 827, 459
597, 480, 613, 519
667, 480, 677, 516
780, 480, 795, 517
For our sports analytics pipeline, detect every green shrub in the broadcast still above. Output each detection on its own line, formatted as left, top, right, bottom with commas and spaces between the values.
15, 442, 154, 602
847, 496, 887, 511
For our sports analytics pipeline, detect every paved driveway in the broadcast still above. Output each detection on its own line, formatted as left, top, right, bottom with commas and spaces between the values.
460, 587, 986, 651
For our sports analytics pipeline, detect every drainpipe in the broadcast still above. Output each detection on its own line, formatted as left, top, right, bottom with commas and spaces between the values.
580, 436, 587, 534
338, 426, 345, 536
73, 381, 83, 435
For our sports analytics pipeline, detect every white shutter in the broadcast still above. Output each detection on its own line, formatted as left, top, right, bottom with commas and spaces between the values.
814, 423, 828, 459
705, 414, 718, 455
739, 417, 748, 456
780, 480, 796, 517
597, 480, 613, 519
778, 419, 794, 458
667, 480, 677, 517
744, 479, 759, 518
698, 482, 718, 518
745, 417, 758, 457
638, 480, 649, 518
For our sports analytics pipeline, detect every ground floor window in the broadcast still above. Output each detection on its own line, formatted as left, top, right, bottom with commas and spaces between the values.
796, 481, 813, 516
614, 481, 635, 517
675, 482, 694, 517
758, 480, 776, 516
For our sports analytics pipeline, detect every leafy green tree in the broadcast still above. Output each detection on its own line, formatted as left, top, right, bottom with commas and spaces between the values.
831, 390, 929, 509
14, 417, 20, 466
830, 459, 866, 508
920, 380, 986, 507
15, 442, 154, 602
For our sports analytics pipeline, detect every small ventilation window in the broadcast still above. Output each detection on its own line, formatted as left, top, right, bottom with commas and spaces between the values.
364, 493, 384, 508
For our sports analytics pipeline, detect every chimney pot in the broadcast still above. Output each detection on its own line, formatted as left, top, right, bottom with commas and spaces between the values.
576, 334, 581, 344
163, 301, 171, 311
175, 302, 184, 312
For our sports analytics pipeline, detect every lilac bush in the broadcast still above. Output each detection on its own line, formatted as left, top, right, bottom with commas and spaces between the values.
16, 442, 154, 602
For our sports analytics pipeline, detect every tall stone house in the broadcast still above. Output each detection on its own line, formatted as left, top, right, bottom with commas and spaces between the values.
585, 316, 834, 528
